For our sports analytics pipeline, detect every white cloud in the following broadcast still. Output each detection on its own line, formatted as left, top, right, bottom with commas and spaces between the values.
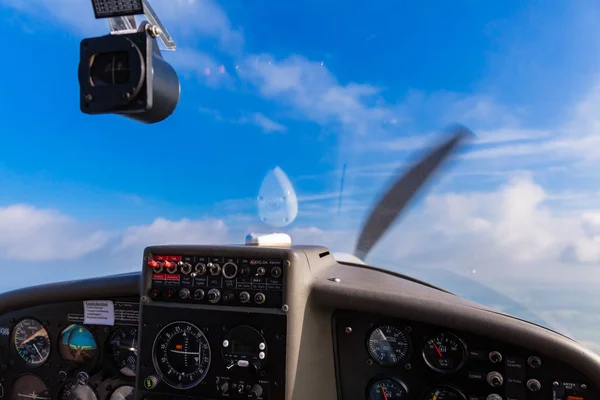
0, 205, 110, 261
237, 55, 397, 136
250, 113, 287, 133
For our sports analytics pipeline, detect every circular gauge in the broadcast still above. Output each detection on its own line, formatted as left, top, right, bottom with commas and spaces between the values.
421, 386, 467, 400
59, 324, 98, 364
367, 325, 410, 366
422, 332, 467, 373
11, 374, 50, 400
12, 319, 51, 366
108, 327, 138, 377
109, 386, 135, 400
60, 382, 97, 400
152, 321, 211, 389
367, 378, 409, 400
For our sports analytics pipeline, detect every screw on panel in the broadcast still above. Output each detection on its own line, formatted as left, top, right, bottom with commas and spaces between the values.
581, 384, 587, 390
366, 359, 373, 366
405, 326, 412, 333
282, 304, 289, 312
85, 94, 92, 102
141, 296, 148, 303
344, 327, 352, 334
405, 363, 412, 370
553, 381, 559, 387
328, 277, 341, 282
285, 260, 291, 267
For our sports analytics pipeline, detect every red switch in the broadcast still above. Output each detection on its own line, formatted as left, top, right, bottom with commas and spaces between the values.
148, 259, 159, 267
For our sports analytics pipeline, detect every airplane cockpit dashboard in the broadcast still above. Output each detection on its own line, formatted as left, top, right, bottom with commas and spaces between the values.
0, 244, 597, 400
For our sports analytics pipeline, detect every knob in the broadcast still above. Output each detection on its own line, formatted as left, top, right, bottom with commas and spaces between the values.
487, 371, 504, 388
194, 263, 207, 275
527, 379, 541, 392
486, 395, 502, 400
209, 262, 221, 276
143, 375, 159, 390
489, 351, 503, 363
254, 292, 266, 304
239, 291, 251, 303
271, 266, 282, 278
223, 291, 234, 302
256, 266, 266, 276
179, 262, 192, 274
178, 288, 190, 300
222, 262, 238, 279
193, 289, 205, 300
58, 370, 67, 381
76, 372, 89, 386
250, 384, 263, 397
528, 356, 542, 368
207, 288, 221, 304
219, 381, 230, 393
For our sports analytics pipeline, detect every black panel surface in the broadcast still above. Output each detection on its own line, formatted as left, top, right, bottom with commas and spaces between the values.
0, 298, 139, 400
333, 310, 598, 400
135, 305, 287, 400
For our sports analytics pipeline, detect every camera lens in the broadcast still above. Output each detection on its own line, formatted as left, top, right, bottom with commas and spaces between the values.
90, 52, 130, 86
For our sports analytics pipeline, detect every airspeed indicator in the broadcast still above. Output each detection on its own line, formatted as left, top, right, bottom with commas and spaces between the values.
367, 325, 410, 366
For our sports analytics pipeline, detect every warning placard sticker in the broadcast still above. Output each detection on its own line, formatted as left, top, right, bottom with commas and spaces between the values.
83, 300, 115, 326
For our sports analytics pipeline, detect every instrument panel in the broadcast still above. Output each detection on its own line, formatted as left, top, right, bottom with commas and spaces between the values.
0, 298, 139, 400
333, 310, 597, 400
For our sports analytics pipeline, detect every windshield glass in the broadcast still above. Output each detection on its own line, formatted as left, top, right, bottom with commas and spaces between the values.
2, 1, 599, 353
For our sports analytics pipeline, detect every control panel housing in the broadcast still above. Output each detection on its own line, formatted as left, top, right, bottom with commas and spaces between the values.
135, 245, 289, 400
333, 310, 598, 400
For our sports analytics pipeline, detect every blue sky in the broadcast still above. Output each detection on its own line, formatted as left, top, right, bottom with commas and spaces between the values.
1, 0, 600, 350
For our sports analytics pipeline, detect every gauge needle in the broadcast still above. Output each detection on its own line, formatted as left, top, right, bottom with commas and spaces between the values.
21, 329, 46, 345
33, 343, 43, 359
433, 343, 443, 358
381, 388, 389, 400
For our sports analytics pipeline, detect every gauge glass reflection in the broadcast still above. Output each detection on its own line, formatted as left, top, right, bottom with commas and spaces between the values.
109, 386, 135, 400
11, 374, 50, 400
368, 378, 409, 400
59, 324, 98, 364
367, 325, 410, 366
421, 386, 466, 400
422, 333, 467, 373
108, 328, 138, 377
12, 319, 51, 366
60, 382, 97, 400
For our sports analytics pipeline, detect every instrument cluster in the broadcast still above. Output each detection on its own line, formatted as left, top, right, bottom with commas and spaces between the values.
333, 310, 595, 400
0, 299, 139, 400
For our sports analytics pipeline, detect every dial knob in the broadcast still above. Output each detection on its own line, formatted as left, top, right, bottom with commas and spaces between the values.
254, 292, 266, 304
250, 384, 263, 397
489, 351, 502, 363
76, 372, 89, 386
207, 288, 221, 304
486, 395, 502, 400
178, 288, 190, 299
239, 291, 251, 303
528, 356, 542, 368
487, 371, 504, 388
527, 379, 541, 392
193, 289, 205, 300
223, 291, 234, 302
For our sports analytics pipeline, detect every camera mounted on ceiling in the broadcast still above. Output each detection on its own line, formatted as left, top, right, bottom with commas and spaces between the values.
78, 0, 180, 124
